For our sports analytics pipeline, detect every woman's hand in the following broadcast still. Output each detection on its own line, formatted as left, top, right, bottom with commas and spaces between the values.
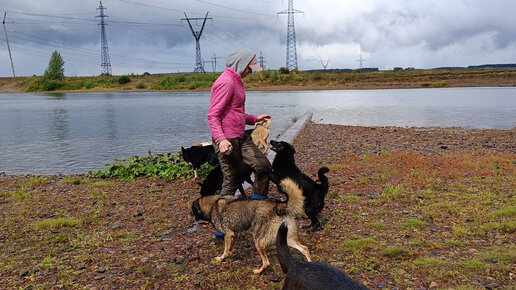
218, 139, 231, 154
256, 114, 271, 122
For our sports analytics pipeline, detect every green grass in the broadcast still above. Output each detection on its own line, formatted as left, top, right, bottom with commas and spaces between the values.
33, 218, 81, 230
487, 206, 516, 218
403, 219, 426, 229
383, 246, 409, 258
459, 259, 489, 270
61, 177, 85, 185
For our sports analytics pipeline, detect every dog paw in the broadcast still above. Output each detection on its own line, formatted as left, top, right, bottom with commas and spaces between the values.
215, 256, 224, 261
253, 268, 263, 275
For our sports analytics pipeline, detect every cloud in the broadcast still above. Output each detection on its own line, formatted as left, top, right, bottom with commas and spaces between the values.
1, 0, 516, 76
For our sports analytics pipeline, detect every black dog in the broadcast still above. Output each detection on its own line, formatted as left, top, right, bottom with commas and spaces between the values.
270, 140, 329, 231
181, 145, 218, 179
198, 162, 254, 198
276, 222, 368, 290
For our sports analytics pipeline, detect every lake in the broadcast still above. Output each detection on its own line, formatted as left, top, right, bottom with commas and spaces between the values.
1, 87, 515, 174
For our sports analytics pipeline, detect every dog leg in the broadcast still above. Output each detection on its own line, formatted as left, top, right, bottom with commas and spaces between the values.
253, 243, 270, 274
193, 169, 198, 180
215, 231, 235, 261
286, 229, 312, 262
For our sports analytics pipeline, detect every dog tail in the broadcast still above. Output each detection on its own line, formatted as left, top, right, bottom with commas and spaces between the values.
276, 221, 296, 274
318, 166, 330, 194
280, 178, 305, 216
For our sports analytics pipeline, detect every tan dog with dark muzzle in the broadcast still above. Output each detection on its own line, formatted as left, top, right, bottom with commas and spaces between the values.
191, 178, 311, 274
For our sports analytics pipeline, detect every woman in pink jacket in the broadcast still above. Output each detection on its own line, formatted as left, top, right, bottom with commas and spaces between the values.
207, 48, 271, 203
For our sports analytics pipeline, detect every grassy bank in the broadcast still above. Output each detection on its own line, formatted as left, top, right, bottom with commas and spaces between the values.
1, 124, 515, 288
1, 68, 515, 93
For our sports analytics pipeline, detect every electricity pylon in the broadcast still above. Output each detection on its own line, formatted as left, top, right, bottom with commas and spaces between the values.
182, 12, 211, 73
278, 0, 303, 71
96, 1, 112, 75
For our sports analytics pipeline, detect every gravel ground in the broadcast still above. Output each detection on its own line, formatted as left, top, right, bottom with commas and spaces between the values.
292, 123, 516, 171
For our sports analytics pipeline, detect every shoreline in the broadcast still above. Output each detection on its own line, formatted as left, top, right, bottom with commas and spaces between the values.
1, 68, 515, 94
1, 123, 514, 176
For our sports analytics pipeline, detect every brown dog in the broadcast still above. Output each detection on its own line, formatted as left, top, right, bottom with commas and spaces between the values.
251, 118, 271, 154
191, 177, 311, 274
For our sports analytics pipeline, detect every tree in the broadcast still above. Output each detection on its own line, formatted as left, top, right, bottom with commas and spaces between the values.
44, 51, 65, 80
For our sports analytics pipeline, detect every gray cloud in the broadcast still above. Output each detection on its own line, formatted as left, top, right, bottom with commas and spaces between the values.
1, 0, 515, 76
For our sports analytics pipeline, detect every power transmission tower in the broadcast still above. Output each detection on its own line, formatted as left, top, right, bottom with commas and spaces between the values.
278, 0, 303, 71
181, 12, 212, 73
320, 59, 329, 70
211, 53, 225, 73
357, 49, 366, 70
258, 51, 266, 70
2, 12, 15, 77
96, 1, 112, 75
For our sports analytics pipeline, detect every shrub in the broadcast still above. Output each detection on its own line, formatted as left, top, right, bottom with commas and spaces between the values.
81, 80, 94, 89
136, 82, 146, 89
278, 67, 290, 74
117, 75, 131, 84
87, 152, 193, 180
311, 71, 323, 81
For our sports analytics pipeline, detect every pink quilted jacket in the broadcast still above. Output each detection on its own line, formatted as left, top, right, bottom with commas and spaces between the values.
207, 67, 257, 143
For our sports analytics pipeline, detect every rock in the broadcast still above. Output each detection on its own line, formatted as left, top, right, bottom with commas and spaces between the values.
187, 222, 201, 233
75, 266, 86, 271
269, 275, 282, 282
140, 257, 151, 263
378, 283, 387, 288
402, 210, 409, 215
485, 283, 499, 289
122, 269, 135, 275
429, 281, 438, 288
96, 268, 106, 273
94, 275, 105, 280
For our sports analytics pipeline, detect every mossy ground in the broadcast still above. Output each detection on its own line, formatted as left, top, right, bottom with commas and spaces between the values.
1, 124, 515, 288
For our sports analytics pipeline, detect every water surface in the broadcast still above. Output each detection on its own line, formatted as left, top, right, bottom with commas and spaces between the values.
1, 87, 515, 174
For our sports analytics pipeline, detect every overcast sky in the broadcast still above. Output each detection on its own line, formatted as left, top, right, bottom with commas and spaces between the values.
1, 0, 515, 77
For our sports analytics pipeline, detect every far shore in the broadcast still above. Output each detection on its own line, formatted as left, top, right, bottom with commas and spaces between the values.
1, 68, 515, 94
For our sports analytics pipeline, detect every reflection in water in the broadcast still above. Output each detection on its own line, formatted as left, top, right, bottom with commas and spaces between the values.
105, 106, 118, 142
52, 108, 69, 142
0, 88, 515, 174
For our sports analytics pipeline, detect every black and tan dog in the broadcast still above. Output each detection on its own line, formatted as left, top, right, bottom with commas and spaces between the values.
276, 222, 368, 290
191, 178, 312, 274
181, 144, 218, 179
270, 140, 330, 231
251, 118, 271, 154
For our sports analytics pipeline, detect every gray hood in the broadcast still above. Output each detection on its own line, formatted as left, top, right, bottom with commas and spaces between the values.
225, 48, 255, 75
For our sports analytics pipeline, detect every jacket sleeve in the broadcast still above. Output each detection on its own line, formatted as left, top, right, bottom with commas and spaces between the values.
245, 113, 257, 125
207, 82, 233, 143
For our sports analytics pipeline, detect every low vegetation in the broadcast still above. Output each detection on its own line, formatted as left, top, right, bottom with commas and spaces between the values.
1, 141, 514, 288
1, 68, 515, 93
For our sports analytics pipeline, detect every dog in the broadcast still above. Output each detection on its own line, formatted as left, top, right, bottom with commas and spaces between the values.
181, 144, 218, 179
198, 162, 254, 198
191, 178, 312, 274
276, 222, 368, 290
251, 118, 271, 154
270, 140, 330, 231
